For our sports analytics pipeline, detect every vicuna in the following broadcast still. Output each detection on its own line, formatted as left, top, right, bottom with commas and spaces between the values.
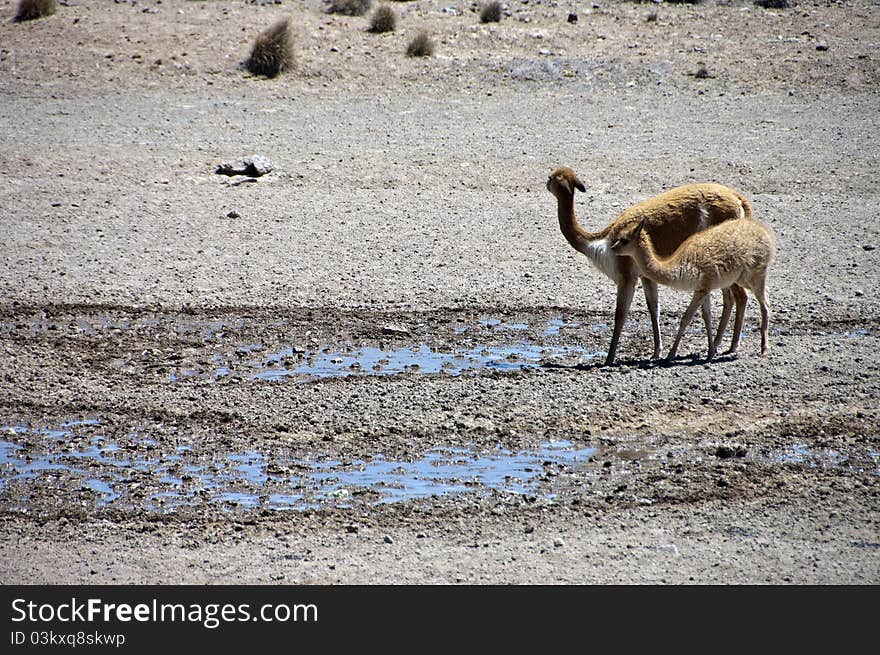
546, 167, 752, 365
610, 216, 775, 362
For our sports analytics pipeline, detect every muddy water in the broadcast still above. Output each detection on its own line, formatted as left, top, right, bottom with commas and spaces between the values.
0, 419, 598, 512
3, 415, 872, 515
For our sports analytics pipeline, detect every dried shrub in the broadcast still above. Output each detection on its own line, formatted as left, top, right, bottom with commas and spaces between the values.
754, 0, 791, 8
694, 65, 712, 79
246, 18, 294, 78
479, 1, 502, 23
14, 0, 56, 22
406, 31, 435, 58
327, 0, 372, 16
369, 5, 396, 33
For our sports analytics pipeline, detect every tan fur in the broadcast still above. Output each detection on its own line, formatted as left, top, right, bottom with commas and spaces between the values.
611, 218, 775, 362
546, 166, 752, 365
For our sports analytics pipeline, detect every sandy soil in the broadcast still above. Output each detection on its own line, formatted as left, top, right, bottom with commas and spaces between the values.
0, 0, 878, 584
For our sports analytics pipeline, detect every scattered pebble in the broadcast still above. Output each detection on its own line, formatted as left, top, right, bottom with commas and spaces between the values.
716, 445, 736, 459
381, 324, 410, 336
216, 155, 273, 177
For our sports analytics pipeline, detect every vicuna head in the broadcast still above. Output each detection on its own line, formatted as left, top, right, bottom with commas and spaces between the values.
610, 217, 648, 257
547, 167, 586, 199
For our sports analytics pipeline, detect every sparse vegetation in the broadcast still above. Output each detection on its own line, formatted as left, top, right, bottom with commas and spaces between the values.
14, 0, 56, 22
369, 5, 397, 33
479, 1, 503, 23
246, 18, 294, 78
327, 0, 372, 16
406, 31, 435, 58
754, 0, 792, 8
646, 12, 658, 23
694, 65, 712, 79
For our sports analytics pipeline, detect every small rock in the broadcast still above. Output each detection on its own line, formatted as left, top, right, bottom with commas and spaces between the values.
863, 244, 876, 251
381, 324, 410, 336
716, 445, 736, 459
383, 535, 394, 544
656, 544, 679, 557
855, 290, 864, 297
567, 12, 578, 23
344, 524, 358, 534
816, 42, 829, 51
553, 537, 565, 548
227, 210, 240, 219
216, 155, 273, 177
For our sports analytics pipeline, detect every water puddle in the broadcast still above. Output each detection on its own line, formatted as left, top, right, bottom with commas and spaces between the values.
479, 317, 529, 331
1, 420, 597, 512
774, 443, 849, 468
242, 315, 601, 382
4, 312, 608, 382
543, 317, 582, 336
251, 343, 599, 382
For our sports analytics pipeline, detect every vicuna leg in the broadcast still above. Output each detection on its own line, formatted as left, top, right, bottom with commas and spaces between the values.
606, 276, 637, 365
751, 276, 771, 355
715, 287, 734, 351
641, 278, 662, 360
723, 284, 749, 355
701, 297, 716, 359
666, 289, 711, 363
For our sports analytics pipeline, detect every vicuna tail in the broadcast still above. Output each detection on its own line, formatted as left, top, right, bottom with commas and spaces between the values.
738, 193, 754, 220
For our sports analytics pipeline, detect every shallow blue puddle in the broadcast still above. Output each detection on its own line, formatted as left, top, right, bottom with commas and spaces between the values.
0, 420, 596, 512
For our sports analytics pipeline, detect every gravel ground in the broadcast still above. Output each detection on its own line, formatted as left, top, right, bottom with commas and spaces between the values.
0, 0, 878, 584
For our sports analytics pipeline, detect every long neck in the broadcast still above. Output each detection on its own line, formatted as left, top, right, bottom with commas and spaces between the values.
556, 191, 604, 253
630, 232, 678, 286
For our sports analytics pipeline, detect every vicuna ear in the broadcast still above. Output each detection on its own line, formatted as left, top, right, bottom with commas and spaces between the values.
574, 178, 586, 193
636, 216, 648, 235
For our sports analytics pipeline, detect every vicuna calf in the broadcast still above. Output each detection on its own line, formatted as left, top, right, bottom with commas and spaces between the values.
610, 217, 775, 362
547, 167, 752, 365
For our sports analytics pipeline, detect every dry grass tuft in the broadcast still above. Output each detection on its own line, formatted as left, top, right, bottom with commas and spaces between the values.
406, 31, 435, 58
369, 5, 397, 33
479, 1, 503, 23
754, 0, 792, 8
246, 18, 295, 78
14, 0, 56, 22
327, 0, 372, 16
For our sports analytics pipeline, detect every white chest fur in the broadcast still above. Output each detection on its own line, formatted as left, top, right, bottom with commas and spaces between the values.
584, 237, 620, 282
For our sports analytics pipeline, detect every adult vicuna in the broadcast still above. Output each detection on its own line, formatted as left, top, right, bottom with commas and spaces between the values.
610, 217, 775, 362
546, 167, 752, 365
